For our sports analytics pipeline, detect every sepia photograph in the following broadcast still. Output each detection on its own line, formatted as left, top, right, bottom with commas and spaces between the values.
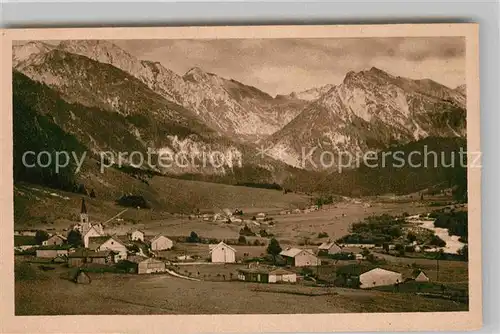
1, 24, 481, 332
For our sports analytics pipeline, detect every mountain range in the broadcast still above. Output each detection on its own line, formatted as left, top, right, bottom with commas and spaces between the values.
12, 40, 467, 191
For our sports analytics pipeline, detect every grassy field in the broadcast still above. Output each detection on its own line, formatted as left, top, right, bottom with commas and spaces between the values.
14, 180, 450, 252
15, 261, 467, 315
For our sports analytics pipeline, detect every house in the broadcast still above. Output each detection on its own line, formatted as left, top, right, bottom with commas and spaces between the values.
335, 265, 402, 288
88, 236, 127, 262
67, 249, 115, 267
135, 257, 166, 274
256, 212, 266, 221
83, 225, 104, 248
280, 248, 321, 267
42, 234, 66, 246
317, 241, 342, 255
129, 229, 145, 242
414, 270, 430, 282
237, 266, 297, 283
209, 242, 236, 263
359, 268, 403, 289
36, 249, 69, 258
150, 235, 173, 251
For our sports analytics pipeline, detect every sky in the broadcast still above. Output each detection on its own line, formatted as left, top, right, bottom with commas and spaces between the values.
32, 37, 466, 96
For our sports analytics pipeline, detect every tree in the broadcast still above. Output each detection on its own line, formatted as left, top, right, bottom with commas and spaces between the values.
266, 238, 282, 264
430, 235, 446, 247
361, 248, 371, 258
382, 242, 390, 253
407, 232, 417, 243
458, 245, 468, 261
35, 230, 49, 245
238, 235, 247, 244
89, 189, 96, 198
67, 229, 83, 247
187, 231, 201, 243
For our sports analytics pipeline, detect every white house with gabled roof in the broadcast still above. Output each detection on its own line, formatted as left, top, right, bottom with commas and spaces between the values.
209, 241, 236, 263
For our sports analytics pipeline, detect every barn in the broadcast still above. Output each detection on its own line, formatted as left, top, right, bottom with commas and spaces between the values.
42, 234, 67, 246
209, 242, 236, 263
238, 267, 296, 283
150, 235, 173, 251
317, 241, 342, 255
359, 268, 403, 289
67, 249, 115, 267
138, 258, 166, 274
414, 270, 430, 282
280, 248, 320, 267
335, 265, 403, 289
89, 236, 128, 262
129, 229, 145, 242
36, 249, 69, 258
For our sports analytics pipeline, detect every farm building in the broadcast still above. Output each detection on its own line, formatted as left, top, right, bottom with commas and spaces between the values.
129, 229, 145, 242
126, 255, 166, 274
414, 270, 430, 282
52, 256, 67, 263
36, 248, 69, 258
359, 268, 403, 289
88, 236, 127, 262
136, 258, 166, 274
209, 242, 236, 263
280, 248, 321, 267
256, 212, 266, 221
336, 265, 403, 289
237, 267, 296, 283
67, 249, 115, 267
150, 235, 173, 251
317, 241, 342, 255
42, 234, 67, 246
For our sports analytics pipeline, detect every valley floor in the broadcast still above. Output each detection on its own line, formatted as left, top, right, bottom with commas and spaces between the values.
15, 265, 467, 315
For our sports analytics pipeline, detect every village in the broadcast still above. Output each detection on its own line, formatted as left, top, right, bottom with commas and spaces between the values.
14, 194, 469, 314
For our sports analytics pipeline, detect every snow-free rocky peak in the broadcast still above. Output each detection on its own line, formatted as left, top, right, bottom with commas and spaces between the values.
265, 67, 467, 169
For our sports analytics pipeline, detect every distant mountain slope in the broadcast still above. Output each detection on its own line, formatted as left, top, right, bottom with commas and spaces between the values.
265, 67, 466, 169
284, 84, 335, 101
12, 69, 300, 189
12, 41, 56, 67
12, 70, 247, 177
56, 40, 306, 141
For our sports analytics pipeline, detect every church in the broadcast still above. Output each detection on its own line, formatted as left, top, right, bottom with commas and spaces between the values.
72, 198, 104, 248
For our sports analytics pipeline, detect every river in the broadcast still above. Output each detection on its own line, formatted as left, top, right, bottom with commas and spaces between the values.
407, 215, 466, 254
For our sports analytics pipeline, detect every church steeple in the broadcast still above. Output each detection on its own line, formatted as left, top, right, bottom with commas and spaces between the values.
80, 198, 89, 224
